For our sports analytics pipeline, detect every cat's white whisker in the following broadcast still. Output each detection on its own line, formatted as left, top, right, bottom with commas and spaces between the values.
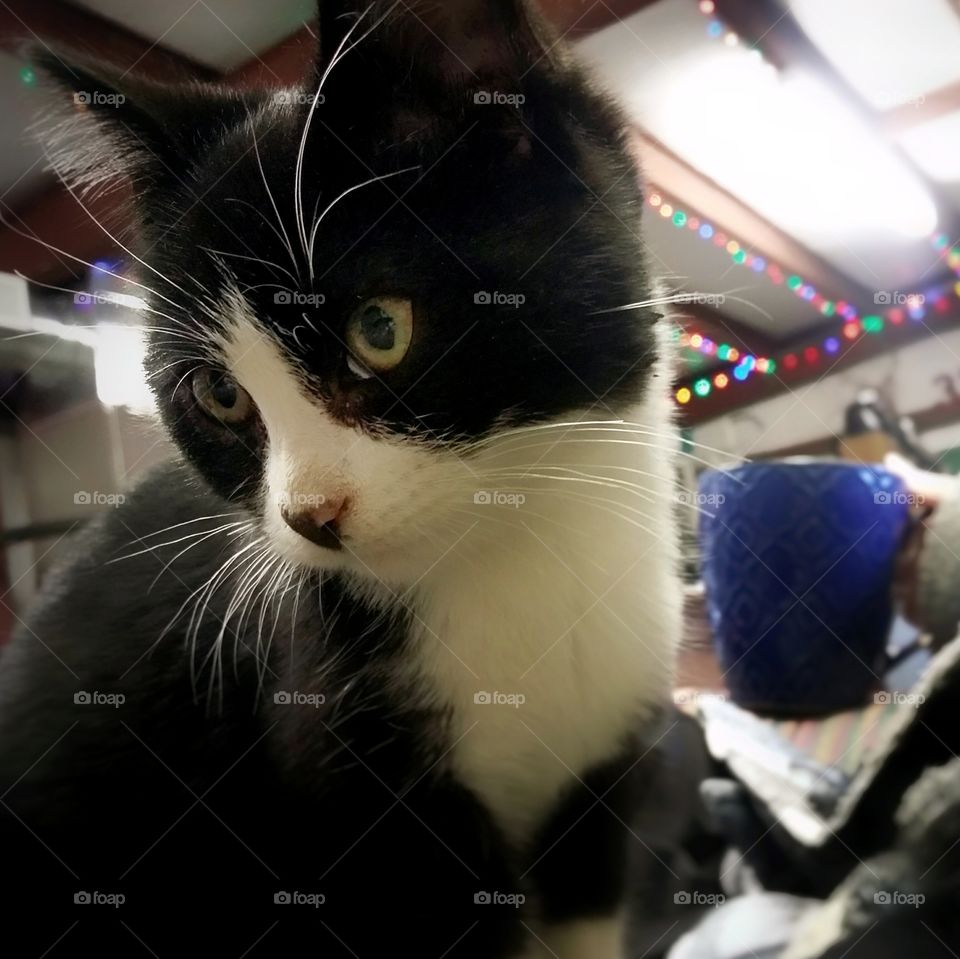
307, 165, 421, 283
463, 418, 746, 463
117, 512, 244, 547
192, 542, 271, 707
0, 209, 190, 316
255, 561, 295, 697
172, 538, 266, 689
247, 114, 302, 279
481, 467, 659, 503
201, 246, 299, 287
15, 273, 210, 347
170, 364, 206, 402
108, 521, 248, 566
587, 293, 703, 315
45, 156, 198, 306
145, 357, 206, 382
473, 434, 727, 473
293, 3, 377, 258
224, 195, 300, 279
147, 523, 253, 592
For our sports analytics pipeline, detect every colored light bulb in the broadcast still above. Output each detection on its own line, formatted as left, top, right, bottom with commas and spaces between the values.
699, 224, 714, 239
714, 373, 729, 389
677, 387, 692, 405
694, 378, 712, 397
862, 315, 884, 333
673, 210, 687, 228
824, 337, 840, 354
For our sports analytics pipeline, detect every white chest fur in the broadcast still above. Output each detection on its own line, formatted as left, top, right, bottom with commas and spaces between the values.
223, 305, 683, 844
406, 404, 682, 843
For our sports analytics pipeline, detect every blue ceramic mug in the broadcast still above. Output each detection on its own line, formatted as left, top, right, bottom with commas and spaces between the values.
698, 461, 911, 715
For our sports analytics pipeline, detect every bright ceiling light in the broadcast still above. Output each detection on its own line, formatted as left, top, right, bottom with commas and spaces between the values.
788, 0, 960, 111
647, 47, 938, 242
95, 324, 155, 412
899, 111, 960, 182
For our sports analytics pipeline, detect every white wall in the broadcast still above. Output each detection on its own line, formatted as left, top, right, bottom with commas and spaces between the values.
7, 400, 173, 611
691, 327, 960, 465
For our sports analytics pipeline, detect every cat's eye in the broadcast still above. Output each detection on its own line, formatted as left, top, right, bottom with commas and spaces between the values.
345, 297, 414, 378
191, 369, 253, 424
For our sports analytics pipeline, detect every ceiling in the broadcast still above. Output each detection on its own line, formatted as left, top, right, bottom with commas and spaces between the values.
578, 0, 960, 292
1, 0, 959, 408
72, 0, 315, 71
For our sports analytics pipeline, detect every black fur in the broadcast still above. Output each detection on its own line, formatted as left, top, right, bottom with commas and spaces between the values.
2, 2, 667, 953
0, 464, 664, 953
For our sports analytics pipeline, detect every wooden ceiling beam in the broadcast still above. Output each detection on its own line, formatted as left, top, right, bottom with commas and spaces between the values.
676, 301, 960, 425
883, 79, 960, 135
673, 301, 778, 355
0, 0, 217, 282
635, 131, 876, 313
0, 0, 662, 282
0, 0, 214, 81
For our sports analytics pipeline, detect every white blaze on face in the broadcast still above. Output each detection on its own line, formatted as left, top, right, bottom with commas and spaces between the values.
218, 311, 463, 582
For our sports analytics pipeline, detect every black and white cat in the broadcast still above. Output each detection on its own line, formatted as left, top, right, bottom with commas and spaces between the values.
0, 2, 681, 954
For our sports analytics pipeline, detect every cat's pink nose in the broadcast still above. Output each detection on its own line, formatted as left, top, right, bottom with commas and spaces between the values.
280, 498, 347, 551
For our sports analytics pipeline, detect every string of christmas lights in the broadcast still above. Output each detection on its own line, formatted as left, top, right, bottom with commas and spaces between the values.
698, 0, 743, 48
650, 189, 860, 330
665, 3, 956, 407
932, 233, 960, 277
654, 189, 957, 406
674, 279, 956, 406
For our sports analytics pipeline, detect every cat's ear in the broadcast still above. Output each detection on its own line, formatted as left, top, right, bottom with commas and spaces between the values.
25, 47, 245, 197
316, 0, 561, 89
